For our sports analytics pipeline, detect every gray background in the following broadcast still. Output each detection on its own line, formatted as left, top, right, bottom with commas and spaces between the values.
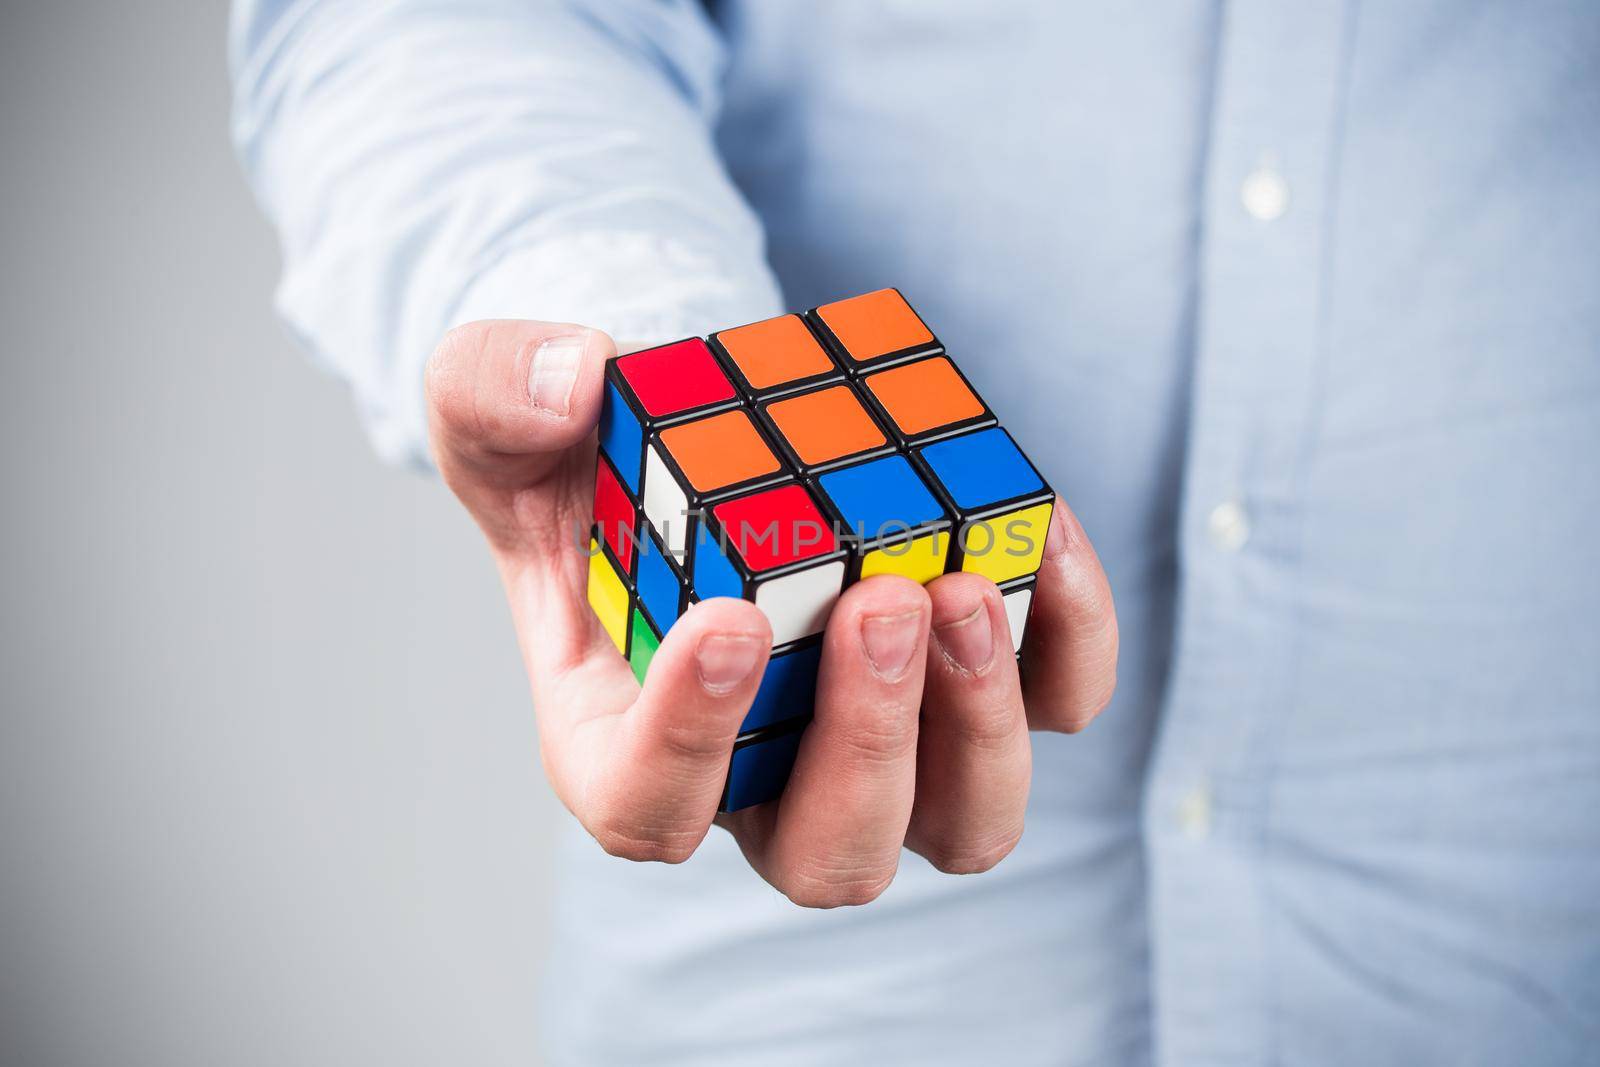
0, 4, 562, 1064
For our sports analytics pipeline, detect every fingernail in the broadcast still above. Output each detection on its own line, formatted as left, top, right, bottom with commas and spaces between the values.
696, 633, 765, 695
861, 609, 923, 682
934, 604, 994, 675
528, 334, 586, 415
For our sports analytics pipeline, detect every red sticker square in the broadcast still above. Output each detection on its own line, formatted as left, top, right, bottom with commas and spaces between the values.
615, 339, 736, 418
712, 484, 838, 572
593, 454, 636, 572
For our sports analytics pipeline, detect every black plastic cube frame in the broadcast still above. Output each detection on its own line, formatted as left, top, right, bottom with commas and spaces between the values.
803, 287, 945, 377
857, 354, 1001, 447
706, 318, 846, 402
754, 380, 900, 476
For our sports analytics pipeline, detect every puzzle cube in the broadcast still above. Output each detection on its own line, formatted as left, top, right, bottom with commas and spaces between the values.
915, 427, 1055, 584
587, 289, 1053, 813
806, 287, 942, 375
815, 454, 954, 587
599, 338, 741, 497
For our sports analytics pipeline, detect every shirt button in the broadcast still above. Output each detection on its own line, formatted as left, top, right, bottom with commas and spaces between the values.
1177, 785, 1212, 840
1207, 499, 1251, 552
1241, 161, 1289, 221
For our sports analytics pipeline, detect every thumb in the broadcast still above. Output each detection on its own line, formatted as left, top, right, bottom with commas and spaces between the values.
425, 319, 615, 491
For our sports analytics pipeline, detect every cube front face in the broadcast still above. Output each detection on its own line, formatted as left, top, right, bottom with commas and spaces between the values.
590, 291, 1052, 813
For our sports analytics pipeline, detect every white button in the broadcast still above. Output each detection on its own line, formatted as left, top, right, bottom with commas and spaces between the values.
1241, 163, 1289, 221
1177, 785, 1212, 840
1207, 499, 1251, 552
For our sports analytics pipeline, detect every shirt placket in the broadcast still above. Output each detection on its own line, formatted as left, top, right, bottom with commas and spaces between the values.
1144, 2, 1353, 1064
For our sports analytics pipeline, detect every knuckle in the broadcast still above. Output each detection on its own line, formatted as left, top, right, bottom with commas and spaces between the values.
781, 866, 896, 909
921, 827, 1022, 876
588, 812, 702, 864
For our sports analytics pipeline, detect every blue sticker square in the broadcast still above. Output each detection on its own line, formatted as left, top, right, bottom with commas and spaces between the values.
740, 642, 822, 733
918, 428, 1042, 511
598, 381, 644, 493
724, 727, 805, 811
691, 525, 745, 602
636, 532, 684, 635
817, 454, 945, 541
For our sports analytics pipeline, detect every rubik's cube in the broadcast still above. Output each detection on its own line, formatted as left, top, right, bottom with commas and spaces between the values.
587, 289, 1053, 811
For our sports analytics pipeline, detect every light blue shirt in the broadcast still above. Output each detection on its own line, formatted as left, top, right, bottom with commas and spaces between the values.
231, 3, 1600, 1063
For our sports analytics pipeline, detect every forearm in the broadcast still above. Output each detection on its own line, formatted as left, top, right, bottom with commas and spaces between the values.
231, 0, 782, 466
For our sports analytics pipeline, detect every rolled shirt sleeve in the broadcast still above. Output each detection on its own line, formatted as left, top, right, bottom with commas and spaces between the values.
230, 0, 784, 466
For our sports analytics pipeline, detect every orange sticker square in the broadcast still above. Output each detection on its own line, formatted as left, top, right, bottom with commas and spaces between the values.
765, 385, 888, 467
715, 314, 836, 392
659, 409, 782, 493
864, 357, 987, 438
813, 288, 936, 367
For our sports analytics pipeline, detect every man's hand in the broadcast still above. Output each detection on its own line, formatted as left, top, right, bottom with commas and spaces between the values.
426, 319, 1117, 907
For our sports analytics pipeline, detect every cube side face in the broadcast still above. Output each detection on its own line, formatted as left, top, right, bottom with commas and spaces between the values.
709, 313, 841, 399
721, 721, 808, 813
586, 540, 631, 656
861, 355, 997, 446
806, 288, 942, 375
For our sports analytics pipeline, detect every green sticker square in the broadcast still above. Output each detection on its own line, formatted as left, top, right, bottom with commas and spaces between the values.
628, 609, 661, 684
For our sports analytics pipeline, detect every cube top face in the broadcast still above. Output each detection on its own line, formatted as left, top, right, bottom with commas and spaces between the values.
614, 338, 737, 418
810, 288, 940, 372
762, 383, 890, 470
711, 313, 837, 395
918, 426, 1046, 512
817, 453, 949, 541
658, 409, 783, 495
863, 356, 993, 442
711, 483, 840, 573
